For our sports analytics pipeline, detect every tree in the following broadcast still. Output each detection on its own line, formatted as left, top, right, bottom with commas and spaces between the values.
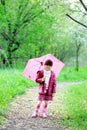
0, 0, 54, 66
66, 0, 87, 28
69, 26, 87, 71
0, 48, 9, 67
0, 0, 70, 67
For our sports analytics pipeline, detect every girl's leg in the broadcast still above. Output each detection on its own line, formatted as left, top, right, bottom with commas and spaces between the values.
32, 101, 42, 118
42, 100, 48, 118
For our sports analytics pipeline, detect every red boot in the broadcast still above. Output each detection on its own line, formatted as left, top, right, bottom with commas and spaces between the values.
32, 104, 40, 118
42, 103, 48, 118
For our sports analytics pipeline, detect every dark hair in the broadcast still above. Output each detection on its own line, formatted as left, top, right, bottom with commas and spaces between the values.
44, 59, 53, 66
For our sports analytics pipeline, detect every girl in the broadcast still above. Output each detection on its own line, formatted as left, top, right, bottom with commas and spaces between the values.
32, 59, 56, 118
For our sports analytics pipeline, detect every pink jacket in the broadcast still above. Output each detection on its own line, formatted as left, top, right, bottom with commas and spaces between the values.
35, 70, 56, 95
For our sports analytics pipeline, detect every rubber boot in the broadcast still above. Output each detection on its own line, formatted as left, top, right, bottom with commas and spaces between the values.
42, 103, 48, 118
32, 104, 40, 118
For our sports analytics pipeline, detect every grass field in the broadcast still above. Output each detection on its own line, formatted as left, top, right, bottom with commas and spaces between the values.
0, 68, 36, 124
56, 82, 87, 130
57, 66, 87, 81
0, 66, 87, 128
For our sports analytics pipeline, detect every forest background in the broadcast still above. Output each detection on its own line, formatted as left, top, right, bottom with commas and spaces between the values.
0, 0, 87, 70
0, 0, 87, 129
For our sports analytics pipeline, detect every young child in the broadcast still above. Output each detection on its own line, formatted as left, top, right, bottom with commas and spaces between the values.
32, 59, 56, 118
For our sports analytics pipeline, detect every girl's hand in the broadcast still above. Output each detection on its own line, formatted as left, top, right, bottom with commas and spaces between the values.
52, 94, 55, 97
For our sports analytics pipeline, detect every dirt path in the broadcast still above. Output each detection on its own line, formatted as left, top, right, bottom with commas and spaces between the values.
0, 82, 81, 130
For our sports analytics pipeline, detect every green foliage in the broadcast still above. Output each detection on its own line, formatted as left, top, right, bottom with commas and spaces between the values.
0, 68, 36, 124
0, 0, 87, 68
58, 82, 87, 130
0, 0, 74, 67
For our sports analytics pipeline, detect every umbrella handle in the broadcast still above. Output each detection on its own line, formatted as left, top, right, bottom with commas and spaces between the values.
39, 62, 43, 70
40, 62, 43, 66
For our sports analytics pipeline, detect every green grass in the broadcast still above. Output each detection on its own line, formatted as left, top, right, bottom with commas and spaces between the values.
0, 68, 36, 124
56, 82, 87, 130
57, 66, 87, 82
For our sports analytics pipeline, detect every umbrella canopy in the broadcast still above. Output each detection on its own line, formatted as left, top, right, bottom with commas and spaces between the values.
22, 54, 65, 82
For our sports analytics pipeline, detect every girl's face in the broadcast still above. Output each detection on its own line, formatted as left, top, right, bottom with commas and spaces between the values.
44, 65, 52, 71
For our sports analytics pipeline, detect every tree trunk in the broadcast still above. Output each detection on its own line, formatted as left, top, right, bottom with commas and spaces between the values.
7, 43, 13, 66
1, 54, 7, 64
0, 49, 9, 67
75, 43, 81, 71
8, 51, 12, 66
76, 48, 79, 71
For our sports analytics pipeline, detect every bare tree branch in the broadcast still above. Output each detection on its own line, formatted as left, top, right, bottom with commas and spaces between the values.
66, 14, 87, 28
79, 0, 87, 12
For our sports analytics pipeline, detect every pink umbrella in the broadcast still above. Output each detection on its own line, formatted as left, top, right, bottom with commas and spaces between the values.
22, 54, 65, 82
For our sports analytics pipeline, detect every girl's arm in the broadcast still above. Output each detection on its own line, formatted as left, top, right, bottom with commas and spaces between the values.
35, 71, 44, 84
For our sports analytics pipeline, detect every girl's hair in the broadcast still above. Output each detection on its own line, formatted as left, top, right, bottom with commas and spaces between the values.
44, 59, 53, 66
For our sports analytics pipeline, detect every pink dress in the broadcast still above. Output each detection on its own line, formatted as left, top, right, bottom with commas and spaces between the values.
35, 70, 56, 101
38, 89, 53, 101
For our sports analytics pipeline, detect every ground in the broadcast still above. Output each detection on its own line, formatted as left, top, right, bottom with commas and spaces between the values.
0, 82, 81, 130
